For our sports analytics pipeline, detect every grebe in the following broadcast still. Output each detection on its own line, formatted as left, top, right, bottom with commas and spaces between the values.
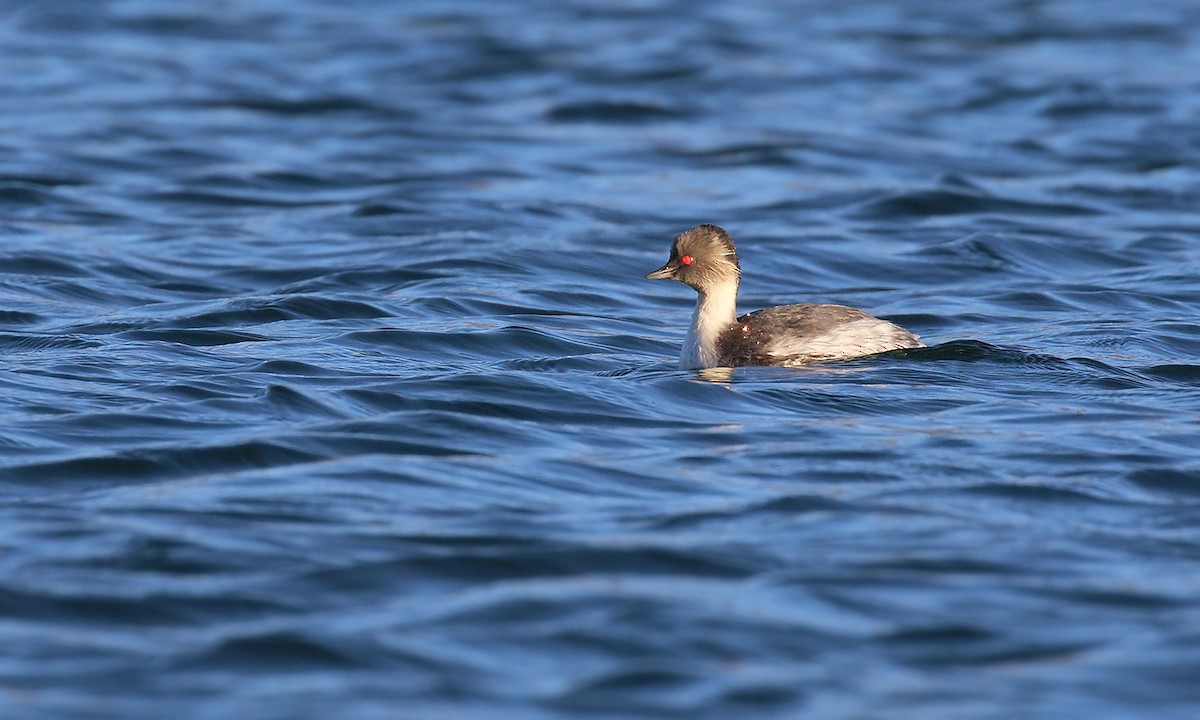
647, 224, 923, 369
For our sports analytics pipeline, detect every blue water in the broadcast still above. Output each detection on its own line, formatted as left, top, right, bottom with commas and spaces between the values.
3, 1, 1200, 718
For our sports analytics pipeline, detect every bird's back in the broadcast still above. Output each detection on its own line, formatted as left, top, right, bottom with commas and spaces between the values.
718, 303, 923, 366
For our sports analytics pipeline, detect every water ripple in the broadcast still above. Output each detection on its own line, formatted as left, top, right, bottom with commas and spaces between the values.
4, 1, 1200, 718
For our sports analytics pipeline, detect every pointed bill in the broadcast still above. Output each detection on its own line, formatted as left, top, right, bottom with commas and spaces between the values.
646, 264, 674, 280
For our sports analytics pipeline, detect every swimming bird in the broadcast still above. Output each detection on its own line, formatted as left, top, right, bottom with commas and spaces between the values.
646, 224, 923, 369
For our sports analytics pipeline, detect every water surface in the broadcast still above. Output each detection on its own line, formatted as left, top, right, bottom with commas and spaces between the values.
3, 1, 1200, 718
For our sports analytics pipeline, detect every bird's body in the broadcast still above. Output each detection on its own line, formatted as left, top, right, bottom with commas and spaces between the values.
648, 224, 923, 369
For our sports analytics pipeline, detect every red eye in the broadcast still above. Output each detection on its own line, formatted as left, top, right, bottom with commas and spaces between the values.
681, 255, 694, 266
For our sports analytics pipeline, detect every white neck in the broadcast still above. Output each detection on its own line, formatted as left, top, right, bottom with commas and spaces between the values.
680, 281, 738, 369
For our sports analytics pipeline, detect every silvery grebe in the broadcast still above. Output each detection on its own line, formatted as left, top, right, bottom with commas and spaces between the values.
647, 224, 924, 369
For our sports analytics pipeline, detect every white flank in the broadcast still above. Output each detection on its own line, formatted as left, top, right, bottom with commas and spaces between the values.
767, 317, 923, 365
